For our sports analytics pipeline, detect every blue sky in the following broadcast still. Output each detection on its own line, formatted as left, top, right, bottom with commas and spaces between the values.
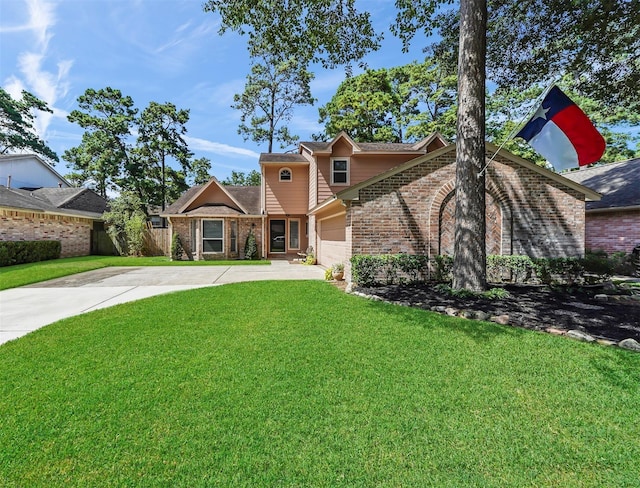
0, 0, 432, 181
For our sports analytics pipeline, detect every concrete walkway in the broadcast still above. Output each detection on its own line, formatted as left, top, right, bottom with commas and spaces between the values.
0, 261, 325, 346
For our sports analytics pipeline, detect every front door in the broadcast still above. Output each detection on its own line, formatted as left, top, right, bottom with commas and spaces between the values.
270, 219, 286, 253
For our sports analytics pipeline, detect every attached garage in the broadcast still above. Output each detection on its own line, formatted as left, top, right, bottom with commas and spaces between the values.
317, 211, 347, 267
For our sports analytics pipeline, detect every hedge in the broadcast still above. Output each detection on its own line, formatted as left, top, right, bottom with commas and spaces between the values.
350, 252, 634, 287
0, 240, 61, 267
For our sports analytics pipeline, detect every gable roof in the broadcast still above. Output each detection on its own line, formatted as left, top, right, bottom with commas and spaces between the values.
0, 186, 105, 219
162, 178, 261, 216
332, 142, 601, 203
299, 131, 449, 155
562, 158, 640, 211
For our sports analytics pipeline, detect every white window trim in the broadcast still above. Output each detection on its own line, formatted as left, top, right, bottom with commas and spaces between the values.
279, 167, 292, 182
330, 157, 350, 186
288, 218, 300, 250
202, 219, 224, 254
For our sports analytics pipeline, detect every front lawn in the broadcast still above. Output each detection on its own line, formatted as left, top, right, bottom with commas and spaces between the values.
0, 255, 270, 290
1, 281, 639, 486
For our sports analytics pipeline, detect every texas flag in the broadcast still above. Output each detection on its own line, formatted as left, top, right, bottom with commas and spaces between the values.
516, 86, 606, 171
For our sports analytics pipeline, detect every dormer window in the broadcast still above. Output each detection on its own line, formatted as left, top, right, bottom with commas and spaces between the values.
331, 158, 350, 185
279, 168, 292, 182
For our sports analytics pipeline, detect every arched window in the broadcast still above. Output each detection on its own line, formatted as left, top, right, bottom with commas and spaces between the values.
279, 168, 292, 182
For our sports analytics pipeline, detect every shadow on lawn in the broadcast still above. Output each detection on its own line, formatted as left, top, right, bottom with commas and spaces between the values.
590, 349, 640, 391
363, 297, 524, 344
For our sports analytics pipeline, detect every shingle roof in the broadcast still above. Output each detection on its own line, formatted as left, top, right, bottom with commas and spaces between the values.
563, 159, 640, 210
226, 186, 261, 214
259, 153, 308, 163
299, 141, 421, 153
163, 184, 205, 214
0, 186, 105, 218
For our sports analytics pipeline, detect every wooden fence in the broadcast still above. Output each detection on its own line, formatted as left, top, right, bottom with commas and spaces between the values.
144, 225, 170, 256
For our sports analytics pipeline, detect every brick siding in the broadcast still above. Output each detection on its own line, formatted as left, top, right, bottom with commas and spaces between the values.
170, 217, 263, 260
347, 152, 586, 262
585, 210, 640, 254
0, 209, 93, 257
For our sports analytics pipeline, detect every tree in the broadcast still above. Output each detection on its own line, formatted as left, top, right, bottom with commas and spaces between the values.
0, 87, 59, 163
318, 60, 457, 142
136, 101, 193, 210
191, 157, 212, 185
102, 191, 147, 256
65, 87, 208, 204
233, 52, 315, 152
221, 169, 261, 186
64, 88, 137, 198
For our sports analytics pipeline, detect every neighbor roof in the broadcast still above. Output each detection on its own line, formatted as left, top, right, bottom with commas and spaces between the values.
0, 186, 105, 219
562, 158, 640, 210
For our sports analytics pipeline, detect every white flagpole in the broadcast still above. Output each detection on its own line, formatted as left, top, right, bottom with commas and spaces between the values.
478, 79, 558, 178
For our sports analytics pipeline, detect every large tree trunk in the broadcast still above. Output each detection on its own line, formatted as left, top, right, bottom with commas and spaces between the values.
452, 0, 487, 292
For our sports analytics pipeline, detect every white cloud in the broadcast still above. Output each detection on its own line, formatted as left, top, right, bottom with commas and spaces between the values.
185, 136, 260, 159
2, 0, 73, 139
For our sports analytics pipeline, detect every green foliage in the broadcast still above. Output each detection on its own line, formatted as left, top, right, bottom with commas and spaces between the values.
233, 52, 315, 152
432, 254, 453, 283
318, 60, 457, 143
221, 170, 261, 186
64, 87, 205, 203
486, 255, 538, 284
434, 283, 510, 300
0, 240, 61, 267
0, 88, 59, 163
171, 233, 184, 261
324, 267, 333, 281
102, 192, 148, 256
244, 230, 258, 260
350, 254, 429, 286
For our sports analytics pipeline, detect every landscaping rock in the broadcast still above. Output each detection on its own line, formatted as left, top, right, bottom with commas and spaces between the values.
445, 307, 459, 316
596, 339, 617, 347
594, 294, 608, 301
546, 327, 566, 336
619, 338, 640, 352
490, 314, 510, 325
567, 330, 596, 342
459, 310, 476, 319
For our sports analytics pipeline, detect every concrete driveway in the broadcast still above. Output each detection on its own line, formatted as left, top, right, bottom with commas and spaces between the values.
0, 261, 325, 346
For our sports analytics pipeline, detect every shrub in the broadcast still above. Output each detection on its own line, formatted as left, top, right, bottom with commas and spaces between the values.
0, 240, 61, 267
534, 257, 583, 285
244, 230, 258, 260
487, 255, 538, 283
432, 255, 453, 282
171, 233, 184, 261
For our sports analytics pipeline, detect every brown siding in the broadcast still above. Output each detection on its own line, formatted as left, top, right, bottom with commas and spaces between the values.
264, 165, 309, 214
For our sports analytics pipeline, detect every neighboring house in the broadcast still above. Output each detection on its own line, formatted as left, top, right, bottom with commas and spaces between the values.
162, 179, 262, 260
0, 153, 70, 190
165, 132, 600, 279
563, 158, 640, 254
0, 186, 109, 257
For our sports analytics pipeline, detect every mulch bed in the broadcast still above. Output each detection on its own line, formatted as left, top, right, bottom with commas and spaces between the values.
353, 282, 640, 343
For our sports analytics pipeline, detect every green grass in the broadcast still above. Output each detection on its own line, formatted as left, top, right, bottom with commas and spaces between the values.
1, 281, 639, 487
0, 256, 270, 290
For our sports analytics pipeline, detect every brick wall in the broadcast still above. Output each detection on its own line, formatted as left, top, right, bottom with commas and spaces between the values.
347, 151, 586, 263
585, 210, 640, 254
169, 216, 263, 260
0, 209, 93, 257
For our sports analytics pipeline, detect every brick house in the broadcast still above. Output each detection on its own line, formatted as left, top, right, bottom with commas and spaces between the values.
563, 158, 640, 254
165, 132, 600, 278
0, 186, 108, 258
162, 178, 263, 260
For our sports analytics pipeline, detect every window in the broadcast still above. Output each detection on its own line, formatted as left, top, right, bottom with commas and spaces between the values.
230, 220, 238, 253
279, 168, 292, 182
202, 219, 224, 253
331, 158, 349, 185
289, 219, 300, 250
